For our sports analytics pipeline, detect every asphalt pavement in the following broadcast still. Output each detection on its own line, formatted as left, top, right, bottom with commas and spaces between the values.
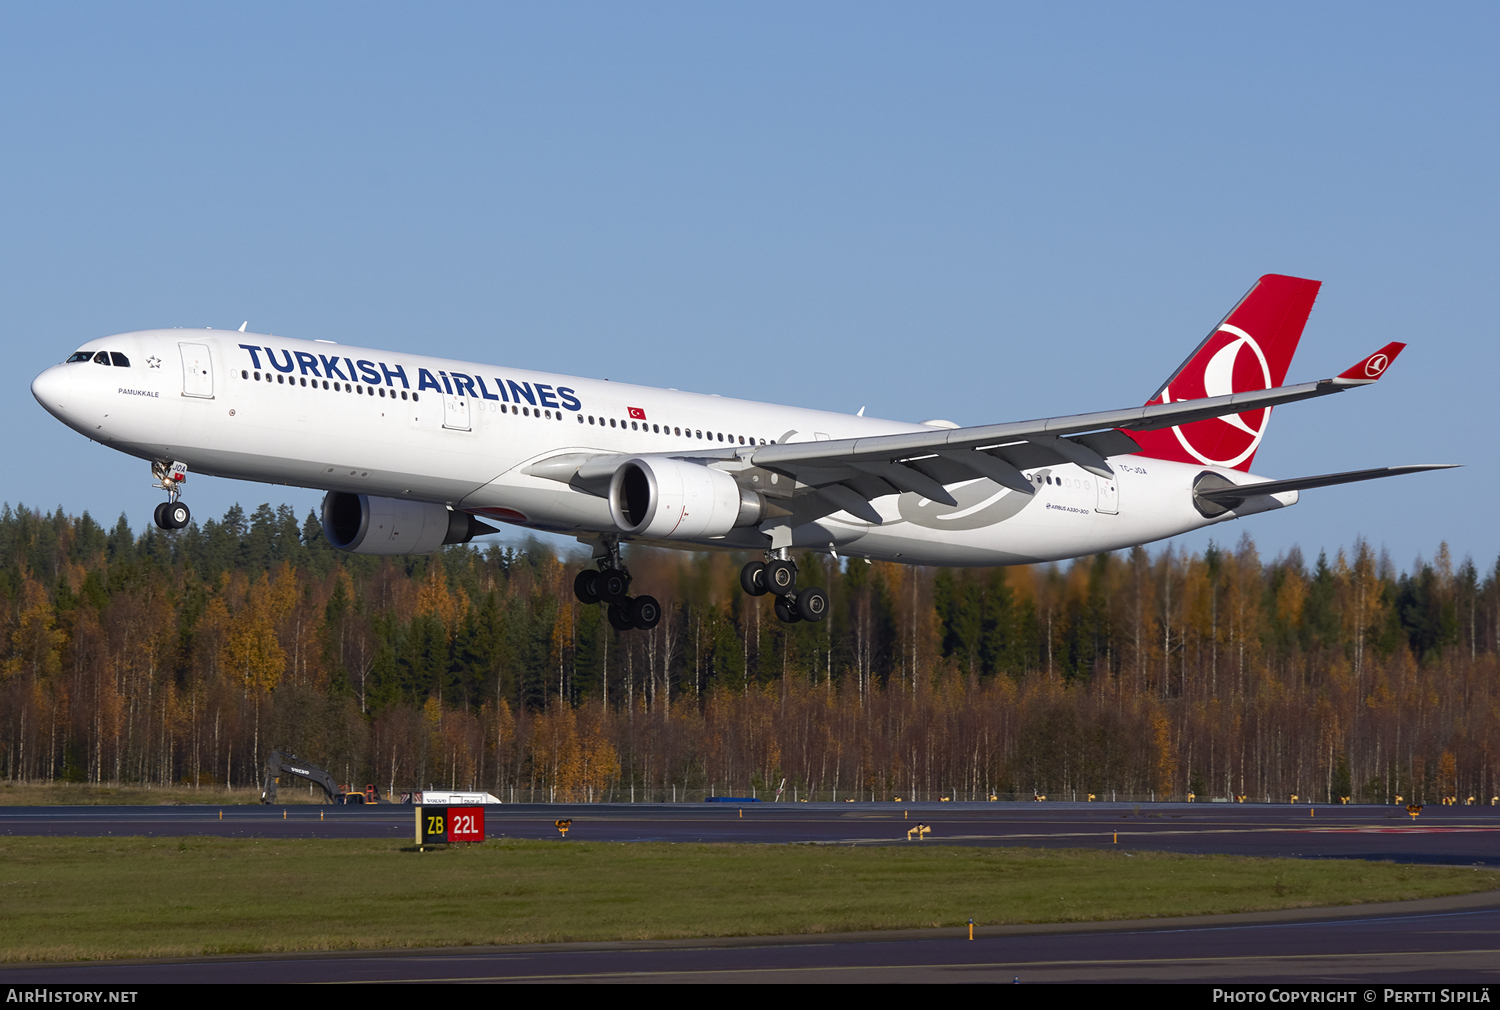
5, 800, 1497, 983
2, 800, 1497, 865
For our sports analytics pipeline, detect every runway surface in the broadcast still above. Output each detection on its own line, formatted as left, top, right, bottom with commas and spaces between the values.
4, 892, 1499, 983
4, 801, 1497, 983
3, 800, 1498, 865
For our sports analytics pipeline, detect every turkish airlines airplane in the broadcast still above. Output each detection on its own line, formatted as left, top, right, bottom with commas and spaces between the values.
31, 274, 1450, 630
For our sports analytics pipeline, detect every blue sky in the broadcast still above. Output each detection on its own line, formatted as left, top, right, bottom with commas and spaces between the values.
3, 3, 1494, 571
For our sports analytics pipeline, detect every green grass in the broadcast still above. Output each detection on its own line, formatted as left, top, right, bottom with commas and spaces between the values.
0, 837, 1493, 962
0, 782, 274, 806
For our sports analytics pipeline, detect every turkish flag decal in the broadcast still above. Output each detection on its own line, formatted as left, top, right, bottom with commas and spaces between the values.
628, 406, 646, 420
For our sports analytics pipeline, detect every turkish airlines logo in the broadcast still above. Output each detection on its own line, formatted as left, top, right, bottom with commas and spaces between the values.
1364, 353, 1389, 378
1162, 324, 1272, 469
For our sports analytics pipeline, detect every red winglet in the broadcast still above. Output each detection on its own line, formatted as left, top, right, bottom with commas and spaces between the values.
1336, 342, 1405, 383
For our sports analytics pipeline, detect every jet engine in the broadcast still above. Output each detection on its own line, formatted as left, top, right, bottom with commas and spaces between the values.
609, 457, 766, 539
321, 492, 498, 555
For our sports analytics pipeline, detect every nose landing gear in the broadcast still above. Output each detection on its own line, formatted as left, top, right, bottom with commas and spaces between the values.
741, 551, 829, 624
151, 461, 191, 530
574, 535, 661, 631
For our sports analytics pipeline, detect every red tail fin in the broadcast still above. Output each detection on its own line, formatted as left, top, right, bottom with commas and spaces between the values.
1128, 274, 1321, 472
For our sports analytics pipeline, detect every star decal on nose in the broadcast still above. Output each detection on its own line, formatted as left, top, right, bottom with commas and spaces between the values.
147, 356, 161, 368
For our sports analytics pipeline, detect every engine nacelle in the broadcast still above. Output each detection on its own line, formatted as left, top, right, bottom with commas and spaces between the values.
609, 457, 765, 539
321, 492, 497, 555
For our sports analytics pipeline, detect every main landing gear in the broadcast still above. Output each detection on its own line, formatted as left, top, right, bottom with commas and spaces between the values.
740, 551, 828, 624
573, 536, 661, 632
151, 461, 191, 531
573, 538, 827, 631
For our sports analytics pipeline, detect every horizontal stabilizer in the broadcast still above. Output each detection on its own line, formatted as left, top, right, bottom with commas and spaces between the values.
1195, 464, 1458, 507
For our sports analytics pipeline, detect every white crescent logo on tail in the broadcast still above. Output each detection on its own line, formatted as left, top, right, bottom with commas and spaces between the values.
1365, 353, 1389, 378
1163, 324, 1272, 468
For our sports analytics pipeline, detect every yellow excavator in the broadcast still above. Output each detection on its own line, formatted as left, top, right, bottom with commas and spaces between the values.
260, 749, 377, 805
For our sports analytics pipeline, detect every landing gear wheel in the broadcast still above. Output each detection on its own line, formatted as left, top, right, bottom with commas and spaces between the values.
740, 561, 768, 596
774, 595, 802, 624
599, 568, 630, 604
796, 587, 829, 623
573, 569, 602, 605
607, 603, 635, 632
160, 502, 190, 530
765, 559, 798, 594
629, 595, 662, 631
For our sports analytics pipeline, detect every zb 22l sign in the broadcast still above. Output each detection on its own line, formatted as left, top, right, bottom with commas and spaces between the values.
416, 805, 485, 844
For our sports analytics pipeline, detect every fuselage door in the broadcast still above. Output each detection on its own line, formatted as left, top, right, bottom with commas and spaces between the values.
443, 390, 471, 431
1095, 477, 1119, 515
179, 343, 214, 398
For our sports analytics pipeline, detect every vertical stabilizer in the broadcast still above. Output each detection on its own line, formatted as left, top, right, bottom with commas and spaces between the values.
1127, 274, 1321, 472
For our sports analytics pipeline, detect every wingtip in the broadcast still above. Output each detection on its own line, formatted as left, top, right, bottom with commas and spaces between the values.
1335, 342, 1405, 383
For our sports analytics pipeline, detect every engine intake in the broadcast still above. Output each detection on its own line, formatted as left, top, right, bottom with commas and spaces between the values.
609, 457, 765, 539
321, 492, 498, 555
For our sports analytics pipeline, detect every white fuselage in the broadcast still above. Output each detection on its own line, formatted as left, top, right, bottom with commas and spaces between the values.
31, 329, 1293, 566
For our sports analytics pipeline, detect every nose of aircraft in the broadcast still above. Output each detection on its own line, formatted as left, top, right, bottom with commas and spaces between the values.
31, 363, 72, 418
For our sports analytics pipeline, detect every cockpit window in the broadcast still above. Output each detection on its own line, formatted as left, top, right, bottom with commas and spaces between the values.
66, 351, 93, 363
109, 352, 130, 367
92, 351, 111, 365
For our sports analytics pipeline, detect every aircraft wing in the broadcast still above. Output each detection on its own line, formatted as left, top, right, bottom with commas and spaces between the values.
731, 344, 1407, 524
521, 343, 1407, 529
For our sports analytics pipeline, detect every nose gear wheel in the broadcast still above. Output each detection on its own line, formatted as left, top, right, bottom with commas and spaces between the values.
150, 461, 190, 530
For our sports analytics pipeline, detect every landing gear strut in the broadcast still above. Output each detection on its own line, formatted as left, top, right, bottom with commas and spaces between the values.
574, 535, 661, 631
151, 461, 191, 531
741, 550, 828, 624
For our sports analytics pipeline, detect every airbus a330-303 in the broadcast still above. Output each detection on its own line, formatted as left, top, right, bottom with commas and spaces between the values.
31, 275, 1453, 630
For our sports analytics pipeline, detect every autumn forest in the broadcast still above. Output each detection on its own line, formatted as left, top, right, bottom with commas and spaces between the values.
2, 502, 1496, 806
